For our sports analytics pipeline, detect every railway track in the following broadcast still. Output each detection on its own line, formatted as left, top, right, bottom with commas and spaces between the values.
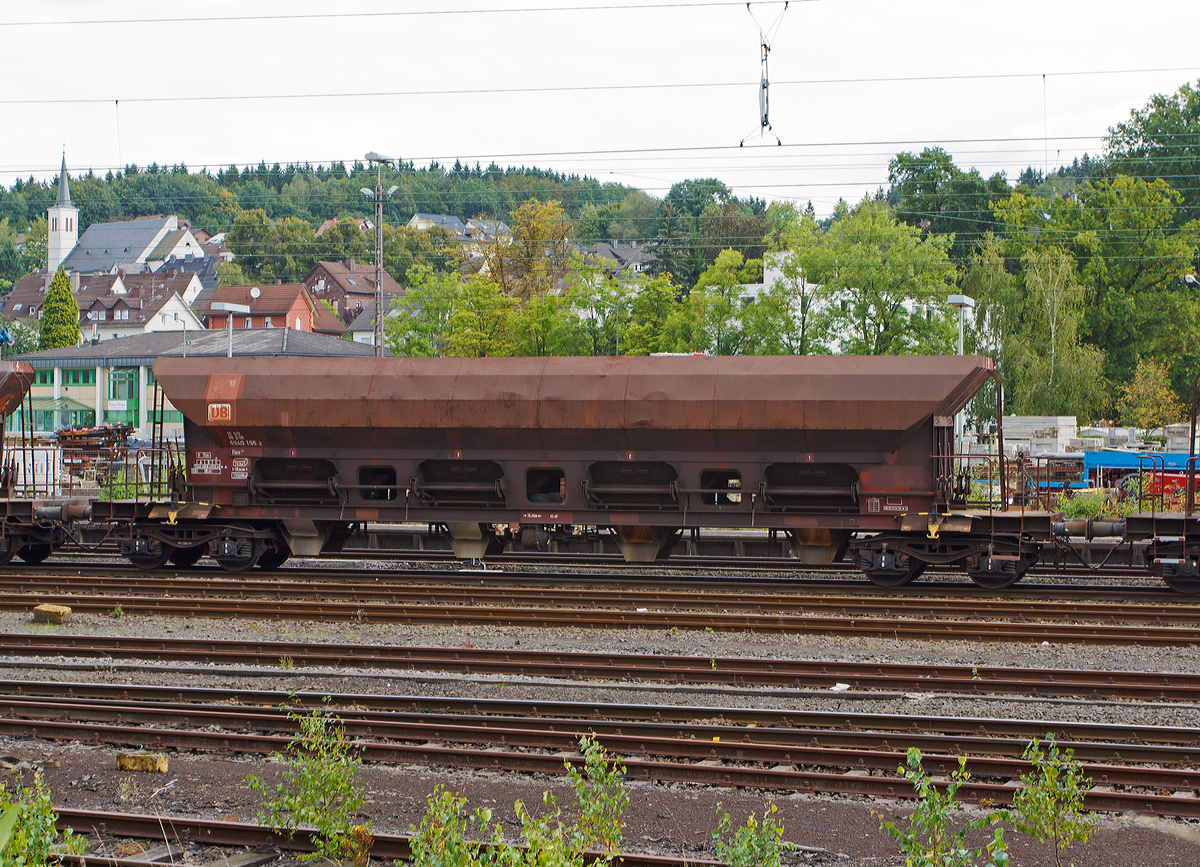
52, 809, 706, 867
34, 550, 1173, 585
4, 633, 1200, 702
6, 682, 1199, 818
0, 573, 1197, 643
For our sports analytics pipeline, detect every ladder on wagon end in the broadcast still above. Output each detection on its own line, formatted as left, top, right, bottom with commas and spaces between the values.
148, 381, 185, 501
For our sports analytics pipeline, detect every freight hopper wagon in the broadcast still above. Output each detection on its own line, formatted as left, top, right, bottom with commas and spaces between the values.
134, 354, 1056, 587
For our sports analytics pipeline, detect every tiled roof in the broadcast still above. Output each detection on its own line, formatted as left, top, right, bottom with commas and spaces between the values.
205, 283, 312, 317
146, 228, 191, 261
409, 213, 467, 231
60, 216, 173, 274
0, 272, 121, 322
302, 260, 404, 298
311, 303, 348, 335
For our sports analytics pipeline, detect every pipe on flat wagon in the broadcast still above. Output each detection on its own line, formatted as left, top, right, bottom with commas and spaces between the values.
33, 502, 92, 522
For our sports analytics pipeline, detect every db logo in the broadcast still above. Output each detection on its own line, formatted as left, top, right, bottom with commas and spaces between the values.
208, 403, 232, 422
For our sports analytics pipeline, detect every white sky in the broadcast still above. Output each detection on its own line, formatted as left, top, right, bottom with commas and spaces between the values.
4, 0, 1199, 217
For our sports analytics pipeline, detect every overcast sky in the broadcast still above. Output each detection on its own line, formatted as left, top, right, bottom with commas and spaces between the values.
4, 0, 1199, 216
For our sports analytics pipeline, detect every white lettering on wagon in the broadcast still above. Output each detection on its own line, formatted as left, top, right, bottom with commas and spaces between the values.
191, 452, 225, 475
231, 457, 249, 480
226, 431, 262, 447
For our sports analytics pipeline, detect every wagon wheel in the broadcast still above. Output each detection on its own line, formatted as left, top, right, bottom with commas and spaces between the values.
18, 543, 52, 565
967, 552, 1037, 590
255, 542, 290, 571
0, 534, 17, 566
864, 562, 926, 588
214, 528, 262, 572
125, 538, 173, 570
168, 544, 209, 568
1162, 570, 1200, 595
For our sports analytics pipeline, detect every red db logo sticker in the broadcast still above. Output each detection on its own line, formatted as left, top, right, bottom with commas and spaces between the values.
208, 403, 232, 422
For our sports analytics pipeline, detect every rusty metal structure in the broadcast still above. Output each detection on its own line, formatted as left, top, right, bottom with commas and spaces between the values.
73, 353, 1049, 587
8, 351, 1200, 592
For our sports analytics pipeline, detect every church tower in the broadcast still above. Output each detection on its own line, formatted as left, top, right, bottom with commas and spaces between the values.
47, 154, 78, 275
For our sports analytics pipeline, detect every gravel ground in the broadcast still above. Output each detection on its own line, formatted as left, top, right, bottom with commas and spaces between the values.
3, 603, 1200, 866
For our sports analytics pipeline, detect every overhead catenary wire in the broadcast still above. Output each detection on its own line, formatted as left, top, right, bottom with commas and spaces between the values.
3, 66, 1196, 107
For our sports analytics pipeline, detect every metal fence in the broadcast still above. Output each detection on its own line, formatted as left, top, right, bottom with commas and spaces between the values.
2, 441, 185, 501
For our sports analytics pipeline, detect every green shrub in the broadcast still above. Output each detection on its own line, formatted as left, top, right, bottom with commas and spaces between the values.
1012, 735, 1096, 867
0, 774, 87, 866
247, 705, 370, 863
879, 748, 1008, 867
711, 801, 792, 867
408, 736, 627, 867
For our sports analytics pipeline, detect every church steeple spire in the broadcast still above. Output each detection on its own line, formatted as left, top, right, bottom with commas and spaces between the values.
47, 152, 78, 275
55, 153, 71, 207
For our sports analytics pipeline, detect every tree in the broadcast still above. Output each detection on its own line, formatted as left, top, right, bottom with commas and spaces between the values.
0, 316, 38, 358
746, 210, 831, 355
607, 191, 659, 243
216, 261, 250, 287
446, 275, 514, 357
1106, 78, 1200, 220
1005, 248, 1108, 417
38, 268, 80, 350
801, 200, 958, 355
993, 176, 1200, 398
1117, 357, 1183, 433
647, 199, 700, 289
619, 275, 680, 356
386, 265, 461, 357
483, 198, 573, 302
887, 147, 1011, 261
22, 217, 47, 274
511, 294, 584, 357
264, 217, 318, 282
698, 203, 767, 271
225, 209, 273, 277
318, 219, 371, 266
687, 249, 761, 355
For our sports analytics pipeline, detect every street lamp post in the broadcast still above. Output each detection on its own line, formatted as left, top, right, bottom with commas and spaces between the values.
212, 302, 251, 358
361, 152, 398, 357
947, 294, 976, 455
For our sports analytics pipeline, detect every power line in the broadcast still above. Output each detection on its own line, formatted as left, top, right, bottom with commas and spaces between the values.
0, 1, 796, 28
3, 66, 1196, 106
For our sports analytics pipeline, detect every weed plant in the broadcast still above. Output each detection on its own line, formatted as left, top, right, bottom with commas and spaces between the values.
248, 705, 370, 864
0, 774, 87, 866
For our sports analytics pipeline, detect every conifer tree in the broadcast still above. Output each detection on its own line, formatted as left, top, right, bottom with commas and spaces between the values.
38, 268, 80, 350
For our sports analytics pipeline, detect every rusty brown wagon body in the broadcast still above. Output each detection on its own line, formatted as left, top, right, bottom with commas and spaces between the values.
130, 354, 1053, 586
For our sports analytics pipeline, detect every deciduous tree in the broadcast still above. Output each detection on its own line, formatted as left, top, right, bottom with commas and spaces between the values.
1117, 357, 1183, 433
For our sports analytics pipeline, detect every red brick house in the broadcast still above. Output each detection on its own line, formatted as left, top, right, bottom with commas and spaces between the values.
301, 258, 404, 317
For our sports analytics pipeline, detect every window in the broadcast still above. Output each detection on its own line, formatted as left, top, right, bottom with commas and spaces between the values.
110, 367, 138, 400
265, 317, 273, 328
34, 370, 51, 386
146, 368, 156, 386
64, 369, 95, 386
244, 317, 252, 329
295, 316, 301, 330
